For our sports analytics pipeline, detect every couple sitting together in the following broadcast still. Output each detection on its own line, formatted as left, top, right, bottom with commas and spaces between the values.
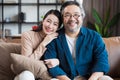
13, 1, 113, 80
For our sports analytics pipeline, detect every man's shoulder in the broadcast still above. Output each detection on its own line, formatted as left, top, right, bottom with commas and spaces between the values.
81, 27, 100, 36
81, 27, 95, 33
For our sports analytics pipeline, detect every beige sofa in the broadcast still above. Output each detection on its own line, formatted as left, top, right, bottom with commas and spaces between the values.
0, 37, 120, 80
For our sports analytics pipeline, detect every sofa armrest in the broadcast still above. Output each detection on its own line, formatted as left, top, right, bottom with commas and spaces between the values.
103, 37, 120, 78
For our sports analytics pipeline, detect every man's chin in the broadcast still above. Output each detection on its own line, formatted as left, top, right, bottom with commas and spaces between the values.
70, 27, 80, 33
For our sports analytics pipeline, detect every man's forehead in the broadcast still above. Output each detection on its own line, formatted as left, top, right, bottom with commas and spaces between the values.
63, 5, 81, 14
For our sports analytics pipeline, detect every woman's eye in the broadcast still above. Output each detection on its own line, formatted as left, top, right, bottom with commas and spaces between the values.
46, 19, 52, 23
54, 23, 58, 26
47, 20, 50, 22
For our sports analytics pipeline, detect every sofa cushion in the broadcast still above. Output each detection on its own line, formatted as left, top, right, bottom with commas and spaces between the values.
10, 53, 51, 80
0, 39, 6, 43
103, 37, 120, 78
0, 43, 21, 80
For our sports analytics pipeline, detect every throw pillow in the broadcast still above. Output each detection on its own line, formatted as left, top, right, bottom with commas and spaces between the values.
0, 43, 21, 80
10, 53, 52, 80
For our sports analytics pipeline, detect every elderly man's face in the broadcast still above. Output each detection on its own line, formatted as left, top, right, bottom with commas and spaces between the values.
63, 5, 83, 33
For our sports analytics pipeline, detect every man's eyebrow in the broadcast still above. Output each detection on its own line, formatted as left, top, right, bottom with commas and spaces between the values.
64, 12, 70, 14
64, 12, 80, 14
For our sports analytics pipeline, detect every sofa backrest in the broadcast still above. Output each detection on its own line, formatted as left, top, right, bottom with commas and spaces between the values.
103, 37, 120, 78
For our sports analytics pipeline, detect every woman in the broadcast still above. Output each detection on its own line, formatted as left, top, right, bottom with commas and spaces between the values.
14, 9, 62, 80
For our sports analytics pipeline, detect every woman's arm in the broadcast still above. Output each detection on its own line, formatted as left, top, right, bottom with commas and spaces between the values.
21, 31, 46, 60
44, 59, 59, 68
21, 31, 58, 61
56, 75, 70, 80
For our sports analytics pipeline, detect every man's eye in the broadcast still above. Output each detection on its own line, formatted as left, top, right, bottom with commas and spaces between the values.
65, 14, 70, 17
74, 14, 80, 17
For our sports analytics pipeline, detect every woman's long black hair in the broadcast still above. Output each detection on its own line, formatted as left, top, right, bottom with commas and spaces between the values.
33, 9, 62, 32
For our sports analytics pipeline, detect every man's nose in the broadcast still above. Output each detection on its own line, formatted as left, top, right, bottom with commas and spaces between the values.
69, 15, 76, 20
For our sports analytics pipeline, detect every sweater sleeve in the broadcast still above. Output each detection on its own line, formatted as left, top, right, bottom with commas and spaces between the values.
21, 31, 46, 60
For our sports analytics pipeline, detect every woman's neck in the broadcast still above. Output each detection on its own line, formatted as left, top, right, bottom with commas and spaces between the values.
39, 30, 46, 38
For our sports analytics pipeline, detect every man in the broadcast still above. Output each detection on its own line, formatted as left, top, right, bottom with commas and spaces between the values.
44, 1, 112, 80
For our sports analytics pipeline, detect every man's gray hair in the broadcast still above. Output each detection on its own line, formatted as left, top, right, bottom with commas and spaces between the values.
79, 4, 85, 19
60, 1, 85, 19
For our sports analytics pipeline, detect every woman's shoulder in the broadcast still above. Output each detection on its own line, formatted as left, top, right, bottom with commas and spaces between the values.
22, 30, 36, 35
22, 30, 38, 39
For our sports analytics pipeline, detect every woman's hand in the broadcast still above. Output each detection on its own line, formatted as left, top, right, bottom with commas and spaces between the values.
44, 58, 59, 68
41, 33, 58, 47
88, 72, 103, 80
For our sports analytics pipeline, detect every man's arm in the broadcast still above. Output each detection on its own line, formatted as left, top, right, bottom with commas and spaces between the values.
88, 33, 109, 80
92, 34, 110, 73
44, 40, 68, 78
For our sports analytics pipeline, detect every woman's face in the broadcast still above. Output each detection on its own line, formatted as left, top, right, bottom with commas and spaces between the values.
42, 14, 59, 35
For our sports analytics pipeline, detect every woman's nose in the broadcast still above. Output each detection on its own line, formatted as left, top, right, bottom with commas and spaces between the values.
48, 23, 53, 28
